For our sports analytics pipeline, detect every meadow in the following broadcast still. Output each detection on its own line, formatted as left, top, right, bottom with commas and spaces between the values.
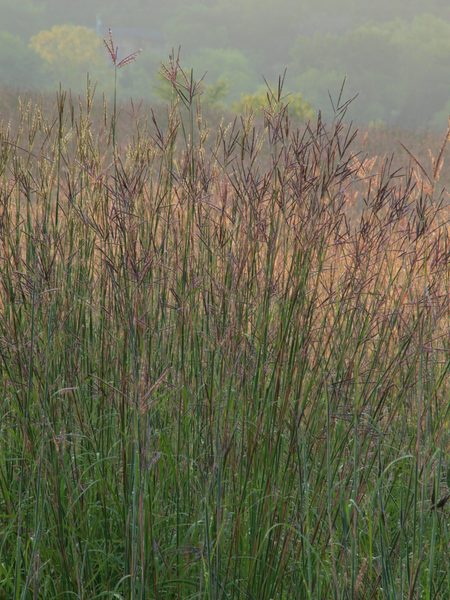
0, 63, 449, 599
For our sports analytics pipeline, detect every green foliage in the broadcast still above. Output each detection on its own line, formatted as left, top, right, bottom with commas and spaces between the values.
153, 72, 228, 109
152, 49, 251, 108
233, 87, 314, 121
294, 68, 351, 111
202, 78, 229, 108
289, 14, 450, 127
30, 24, 102, 65
29, 24, 107, 91
186, 47, 258, 101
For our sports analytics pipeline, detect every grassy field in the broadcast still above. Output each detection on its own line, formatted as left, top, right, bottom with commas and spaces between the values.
0, 68, 449, 599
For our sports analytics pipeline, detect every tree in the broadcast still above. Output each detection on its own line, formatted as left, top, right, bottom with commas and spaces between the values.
233, 87, 314, 121
29, 25, 107, 91
186, 48, 258, 101
289, 14, 450, 128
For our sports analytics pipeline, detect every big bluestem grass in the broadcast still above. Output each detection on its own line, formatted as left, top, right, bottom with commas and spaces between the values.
0, 65, 448, 600
104, 29, 141, 154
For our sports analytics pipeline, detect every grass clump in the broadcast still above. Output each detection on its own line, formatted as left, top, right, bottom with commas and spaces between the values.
0, 62, 449, 599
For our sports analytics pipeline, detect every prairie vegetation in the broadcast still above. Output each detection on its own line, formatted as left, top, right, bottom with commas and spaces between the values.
0, 62, 449, 598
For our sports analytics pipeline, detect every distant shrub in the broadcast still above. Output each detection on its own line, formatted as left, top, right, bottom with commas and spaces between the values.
29, 25, 106, 90
186, 47, 258, 101
233, 88, 314, 120
201, 78, 229, 108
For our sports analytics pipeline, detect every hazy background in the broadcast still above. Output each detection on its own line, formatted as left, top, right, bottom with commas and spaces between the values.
1, 0, 449, 129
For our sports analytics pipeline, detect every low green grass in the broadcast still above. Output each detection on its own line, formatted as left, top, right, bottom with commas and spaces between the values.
0, 71, 448, 599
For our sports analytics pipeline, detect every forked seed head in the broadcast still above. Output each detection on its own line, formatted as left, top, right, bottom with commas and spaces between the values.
103, 28, 141, 68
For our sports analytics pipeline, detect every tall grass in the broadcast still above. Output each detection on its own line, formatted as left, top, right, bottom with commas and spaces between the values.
0, 63, 448, 599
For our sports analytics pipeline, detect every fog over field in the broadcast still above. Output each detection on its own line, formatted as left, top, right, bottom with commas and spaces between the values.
1, 0, 449, 128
